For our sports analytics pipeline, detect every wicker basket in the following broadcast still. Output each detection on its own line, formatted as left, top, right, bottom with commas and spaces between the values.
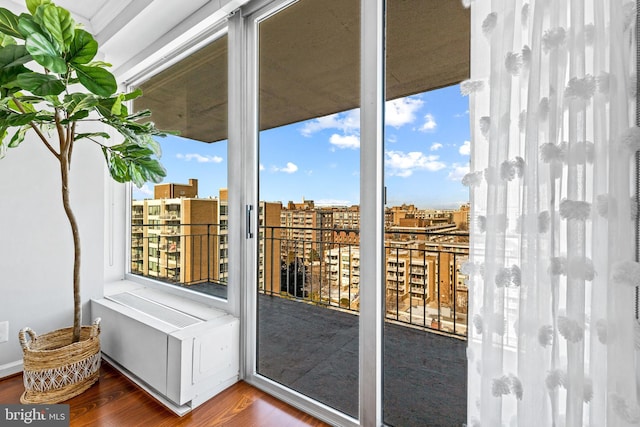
19, 318, 101, 404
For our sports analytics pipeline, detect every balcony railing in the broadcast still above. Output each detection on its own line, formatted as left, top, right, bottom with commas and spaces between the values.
130, 223, 469, 337
129, 224, 227, 290
260, 225, 469, 337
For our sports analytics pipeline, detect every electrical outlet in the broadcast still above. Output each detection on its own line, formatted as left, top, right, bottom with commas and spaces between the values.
0, 321, 8, 343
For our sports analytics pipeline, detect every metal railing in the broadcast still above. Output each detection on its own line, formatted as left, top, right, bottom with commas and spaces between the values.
260, 225, 469, 337
130, 223, 469, 337
130, 223, 228, 289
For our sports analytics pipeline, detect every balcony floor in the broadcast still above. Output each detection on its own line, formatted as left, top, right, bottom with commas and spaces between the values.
257, 294, 467, 427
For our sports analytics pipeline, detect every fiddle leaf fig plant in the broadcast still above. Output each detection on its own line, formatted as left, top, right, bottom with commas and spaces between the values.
0, 0, 171, 342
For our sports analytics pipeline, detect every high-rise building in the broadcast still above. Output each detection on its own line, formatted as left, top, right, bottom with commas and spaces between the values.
280, 200, 333, 264
259, 201, 283, 294
325, 247, 360, 309
218, 189, 229, 283
131, 179, 220, 285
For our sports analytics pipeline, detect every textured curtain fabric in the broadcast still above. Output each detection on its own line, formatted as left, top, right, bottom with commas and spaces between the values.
465, 1, 638, 426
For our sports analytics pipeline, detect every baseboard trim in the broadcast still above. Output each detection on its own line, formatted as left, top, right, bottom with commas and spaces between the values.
0, 360, 23, 379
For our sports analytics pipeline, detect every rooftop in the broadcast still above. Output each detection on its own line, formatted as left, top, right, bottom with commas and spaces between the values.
257, 294, 467, 426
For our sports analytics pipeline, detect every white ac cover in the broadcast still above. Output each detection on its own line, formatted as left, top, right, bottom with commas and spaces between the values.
91, 285, 239, 414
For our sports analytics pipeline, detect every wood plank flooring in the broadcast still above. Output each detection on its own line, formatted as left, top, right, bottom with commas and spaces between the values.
0, 361, 331, 427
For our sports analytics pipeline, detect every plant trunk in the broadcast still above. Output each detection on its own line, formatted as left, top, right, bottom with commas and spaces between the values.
60, 154, 82, 343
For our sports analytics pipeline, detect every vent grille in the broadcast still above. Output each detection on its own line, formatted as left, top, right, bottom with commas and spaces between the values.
108, 292, 202, 328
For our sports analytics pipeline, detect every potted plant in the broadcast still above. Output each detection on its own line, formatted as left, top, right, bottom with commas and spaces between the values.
0, 0, 170, 403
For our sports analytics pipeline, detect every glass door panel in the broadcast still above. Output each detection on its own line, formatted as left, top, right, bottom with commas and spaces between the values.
255, 0, 360, 418
383, 1, 470, 425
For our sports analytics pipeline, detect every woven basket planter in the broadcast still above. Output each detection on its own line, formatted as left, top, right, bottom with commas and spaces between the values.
19, 318, 101, 404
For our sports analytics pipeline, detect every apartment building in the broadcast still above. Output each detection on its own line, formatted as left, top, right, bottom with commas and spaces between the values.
154, 178, 198, 199
385, 240, 468, 332
218, 189, 229, 283
331, 205, 360, 245
259, 201, 283, 294
325, 247, 360, 309
131, 179, 220, 285
131, 197, 219, 284
280, 199, 333, 264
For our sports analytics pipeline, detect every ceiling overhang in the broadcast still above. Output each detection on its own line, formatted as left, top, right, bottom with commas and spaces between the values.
134, 0, 470, 143
5, 0, 469, 144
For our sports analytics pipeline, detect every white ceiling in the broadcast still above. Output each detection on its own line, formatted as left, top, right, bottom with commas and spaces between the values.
4, 0, 244, 79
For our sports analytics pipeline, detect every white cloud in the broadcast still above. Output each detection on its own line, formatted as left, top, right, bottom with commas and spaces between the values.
448, 163, 470, 181
300, 96, 424, 135
419, 113, 437, 132
176, 153, 223, 163
459, 140, 471, 156
329, 134, 360, 149
430, 142, 443, 151
135, 184, 153, 197
272, 162, 298, 173
385, 97, 424, 128
385, 150, 446, 177
259, 163, 265, 171
315, 199, 352, 206
300, 110, 360, 136
387, 134, 398, 144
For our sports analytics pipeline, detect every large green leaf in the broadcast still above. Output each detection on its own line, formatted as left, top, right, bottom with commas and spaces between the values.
125, 109, 152, 121
68, 29, 96, 65
123, 88, 143, 101
17, 14, 43, 39
0, 44, 31, 68
0, 8, 22, 39
0, 111, 37, 126
42, 95, 62, 108
37, 4, 74, 53
8, 125, 28, 148
26, 0, 52, 16
63, 109, 89, 122
86, 60, 111, 68
97, 96, 123, 118
9, 95, 38, 113
72, 64, 116, 97
0, 127, 8, 158
0, 64, 29, 87
64, 92, 99, 116
16, 72, 64, 96
0, 33, 16, 47
103, 147, 128, 183
110, 93, 124, 116
25, 32, 66, 73
76, 131, 110, 142
102, 142, 167, 187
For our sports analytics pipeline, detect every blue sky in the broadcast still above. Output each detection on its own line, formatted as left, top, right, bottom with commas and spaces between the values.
133, 84, 470, 209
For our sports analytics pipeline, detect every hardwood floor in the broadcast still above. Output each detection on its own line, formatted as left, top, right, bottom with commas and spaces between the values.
0, 361, 331, 427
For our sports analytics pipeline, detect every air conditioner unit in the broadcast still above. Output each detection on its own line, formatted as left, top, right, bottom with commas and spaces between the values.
91, 284, 239, 415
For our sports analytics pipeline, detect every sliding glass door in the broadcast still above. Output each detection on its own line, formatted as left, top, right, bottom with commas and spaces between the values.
252, 0, 361, 420
382, 3, 470, 426
242, 1, 471, 425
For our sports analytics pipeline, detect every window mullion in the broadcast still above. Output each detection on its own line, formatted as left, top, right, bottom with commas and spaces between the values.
359, 0, 385, 426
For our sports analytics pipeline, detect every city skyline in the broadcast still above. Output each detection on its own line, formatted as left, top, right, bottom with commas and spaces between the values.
133, 84, 470, 209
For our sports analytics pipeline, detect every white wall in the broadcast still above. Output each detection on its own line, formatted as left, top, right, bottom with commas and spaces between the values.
0, 0, 249, 377
0, 128, 105, 374
103, 139, 128, 284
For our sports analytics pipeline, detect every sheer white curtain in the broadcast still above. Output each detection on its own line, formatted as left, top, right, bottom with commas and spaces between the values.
465, 0, 638, 426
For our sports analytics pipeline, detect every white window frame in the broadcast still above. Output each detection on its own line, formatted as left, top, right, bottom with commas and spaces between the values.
122, 22, 236, 315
